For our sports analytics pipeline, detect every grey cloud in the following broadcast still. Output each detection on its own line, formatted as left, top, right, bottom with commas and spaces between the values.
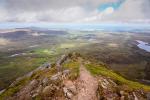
0, 0, 149, 23
142, 0, 150, 18
3, 0, 118, 12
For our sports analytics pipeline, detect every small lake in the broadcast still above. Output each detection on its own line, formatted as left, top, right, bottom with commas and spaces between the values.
136, 40, 150, 52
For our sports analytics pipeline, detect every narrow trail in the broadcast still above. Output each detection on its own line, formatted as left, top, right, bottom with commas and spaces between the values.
75, 62, 98, 100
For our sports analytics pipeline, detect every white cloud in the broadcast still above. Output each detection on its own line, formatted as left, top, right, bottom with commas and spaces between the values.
0, 7, 9, 22
101, 0, 150, 22
15, 12, 38, 22
103, 7, 114, 14
47, 6, 86, 22
76, 7, 115, 23
0, 0, 149, 23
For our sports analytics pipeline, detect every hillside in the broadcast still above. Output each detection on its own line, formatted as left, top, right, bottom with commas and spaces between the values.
0, 52, 150, 100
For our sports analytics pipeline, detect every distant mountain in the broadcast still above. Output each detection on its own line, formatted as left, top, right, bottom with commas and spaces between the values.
0, 28, 68, 40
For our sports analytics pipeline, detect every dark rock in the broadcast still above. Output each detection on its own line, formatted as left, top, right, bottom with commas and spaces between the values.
41, 62, 51, 69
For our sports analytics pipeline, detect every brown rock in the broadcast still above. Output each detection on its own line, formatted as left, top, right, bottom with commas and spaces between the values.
64, 80, 77, 94
63, 87, 73, 99
42, 85, 54, 96
36, 85, 43, 93
42, 77, 49, 86
29, 79, 38, 90
51, 72, 62, 81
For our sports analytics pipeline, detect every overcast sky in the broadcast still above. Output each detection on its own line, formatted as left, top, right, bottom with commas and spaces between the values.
0, 0, 150, 23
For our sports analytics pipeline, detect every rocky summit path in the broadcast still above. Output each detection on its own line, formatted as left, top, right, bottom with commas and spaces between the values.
76, 64, 98, 100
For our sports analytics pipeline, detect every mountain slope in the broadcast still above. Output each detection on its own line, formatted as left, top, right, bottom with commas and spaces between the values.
0, 53, 150, 100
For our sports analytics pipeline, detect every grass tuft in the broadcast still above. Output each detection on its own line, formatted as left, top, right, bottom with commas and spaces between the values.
63, 60, 80, 80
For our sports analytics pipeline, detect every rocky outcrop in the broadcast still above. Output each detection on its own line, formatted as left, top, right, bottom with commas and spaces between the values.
9, 62, 51, 88
14, 79, 39, 100
97, 76, 147, 100
0, 54, 73, 100
51, 69, 70, 81
56, 54, 68, 72
63, 80, 77, 99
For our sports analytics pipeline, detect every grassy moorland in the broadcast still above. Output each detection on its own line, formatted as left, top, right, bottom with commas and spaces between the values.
85, 62, 150, 91
0, 54, 50, 90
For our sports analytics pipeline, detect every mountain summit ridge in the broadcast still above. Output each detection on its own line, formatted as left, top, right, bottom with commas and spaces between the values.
0, 52, 150, 100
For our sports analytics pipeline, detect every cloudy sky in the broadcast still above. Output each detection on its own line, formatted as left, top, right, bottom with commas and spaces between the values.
0, 0, 150, 23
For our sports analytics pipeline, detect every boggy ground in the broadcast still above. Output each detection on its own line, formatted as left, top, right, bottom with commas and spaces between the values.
0, 53, 150, 100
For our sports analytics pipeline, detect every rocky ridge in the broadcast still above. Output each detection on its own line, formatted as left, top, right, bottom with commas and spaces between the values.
0, 53, 150, 100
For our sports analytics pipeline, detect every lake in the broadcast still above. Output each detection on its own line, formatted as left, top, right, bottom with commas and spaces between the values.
136, 40, 150, 52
